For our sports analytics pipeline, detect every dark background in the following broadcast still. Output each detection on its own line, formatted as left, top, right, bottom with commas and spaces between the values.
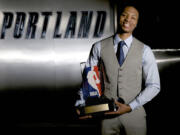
0, 0, 179, 135
133, 0, 179, 49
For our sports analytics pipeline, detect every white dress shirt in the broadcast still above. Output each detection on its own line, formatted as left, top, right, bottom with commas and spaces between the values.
76, 34, 160, 110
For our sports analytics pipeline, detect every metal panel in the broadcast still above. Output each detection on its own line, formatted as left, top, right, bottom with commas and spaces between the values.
0, 0, 115, 91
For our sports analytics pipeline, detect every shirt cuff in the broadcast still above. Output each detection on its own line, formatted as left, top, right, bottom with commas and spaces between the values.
75, 99, 85, 107
128, 100, 139, 110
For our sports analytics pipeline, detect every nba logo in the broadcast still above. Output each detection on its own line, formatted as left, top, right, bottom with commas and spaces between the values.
82, 66, 102, 100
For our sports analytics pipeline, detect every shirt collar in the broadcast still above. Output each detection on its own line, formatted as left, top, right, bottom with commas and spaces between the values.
114, 34, 133, 48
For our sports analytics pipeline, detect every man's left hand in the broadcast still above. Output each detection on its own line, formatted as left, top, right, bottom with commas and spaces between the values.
105, 100, 132, 115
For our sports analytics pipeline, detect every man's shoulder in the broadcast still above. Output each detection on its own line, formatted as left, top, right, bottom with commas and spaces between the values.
92, 35, 114, 51
133, 37, 152, 50
101, 35, 114, 42
133, 37, 145, 47
94, 35, 114, 45
133, 37, 154, 55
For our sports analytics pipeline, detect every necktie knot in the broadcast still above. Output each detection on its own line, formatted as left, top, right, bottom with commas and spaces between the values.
118, 40, 126, 47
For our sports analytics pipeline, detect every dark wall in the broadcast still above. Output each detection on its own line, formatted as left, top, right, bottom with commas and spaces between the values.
133, 0, 178, 49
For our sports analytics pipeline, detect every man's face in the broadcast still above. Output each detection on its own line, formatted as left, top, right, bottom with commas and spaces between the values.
119, 6, 139, 34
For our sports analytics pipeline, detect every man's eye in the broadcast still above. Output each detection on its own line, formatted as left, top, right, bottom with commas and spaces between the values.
121, 14, 126, 17
131, 17, 136, 20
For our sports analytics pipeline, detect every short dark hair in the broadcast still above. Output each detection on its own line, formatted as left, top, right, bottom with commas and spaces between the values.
117, 0, 140, 17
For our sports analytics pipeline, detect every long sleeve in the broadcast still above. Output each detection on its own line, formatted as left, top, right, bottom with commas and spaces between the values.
86, 42, 101, 67
129, 45, 160, 110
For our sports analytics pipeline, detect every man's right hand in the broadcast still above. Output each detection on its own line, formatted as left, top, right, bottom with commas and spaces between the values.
76, 108, 92, 120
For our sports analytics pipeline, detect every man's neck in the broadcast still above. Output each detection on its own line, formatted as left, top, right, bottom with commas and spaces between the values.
118, 33, 132, 40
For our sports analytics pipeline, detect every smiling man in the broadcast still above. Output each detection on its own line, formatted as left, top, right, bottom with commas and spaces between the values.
75, 1, 160, 135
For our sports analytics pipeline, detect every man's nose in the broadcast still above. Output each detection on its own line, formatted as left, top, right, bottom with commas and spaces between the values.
124, 16, 130, 22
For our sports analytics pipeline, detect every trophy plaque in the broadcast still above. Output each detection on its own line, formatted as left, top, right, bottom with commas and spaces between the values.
83, 96, 116, 115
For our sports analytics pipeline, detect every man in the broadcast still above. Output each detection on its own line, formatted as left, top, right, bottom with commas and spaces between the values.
75, 3, 160, 135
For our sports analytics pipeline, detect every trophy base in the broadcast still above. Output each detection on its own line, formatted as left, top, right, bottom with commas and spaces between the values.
81, 96, 116, 115
84, 103, 110, 114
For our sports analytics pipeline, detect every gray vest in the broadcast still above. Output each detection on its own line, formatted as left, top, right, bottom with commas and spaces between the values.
100, 36, 144, 104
